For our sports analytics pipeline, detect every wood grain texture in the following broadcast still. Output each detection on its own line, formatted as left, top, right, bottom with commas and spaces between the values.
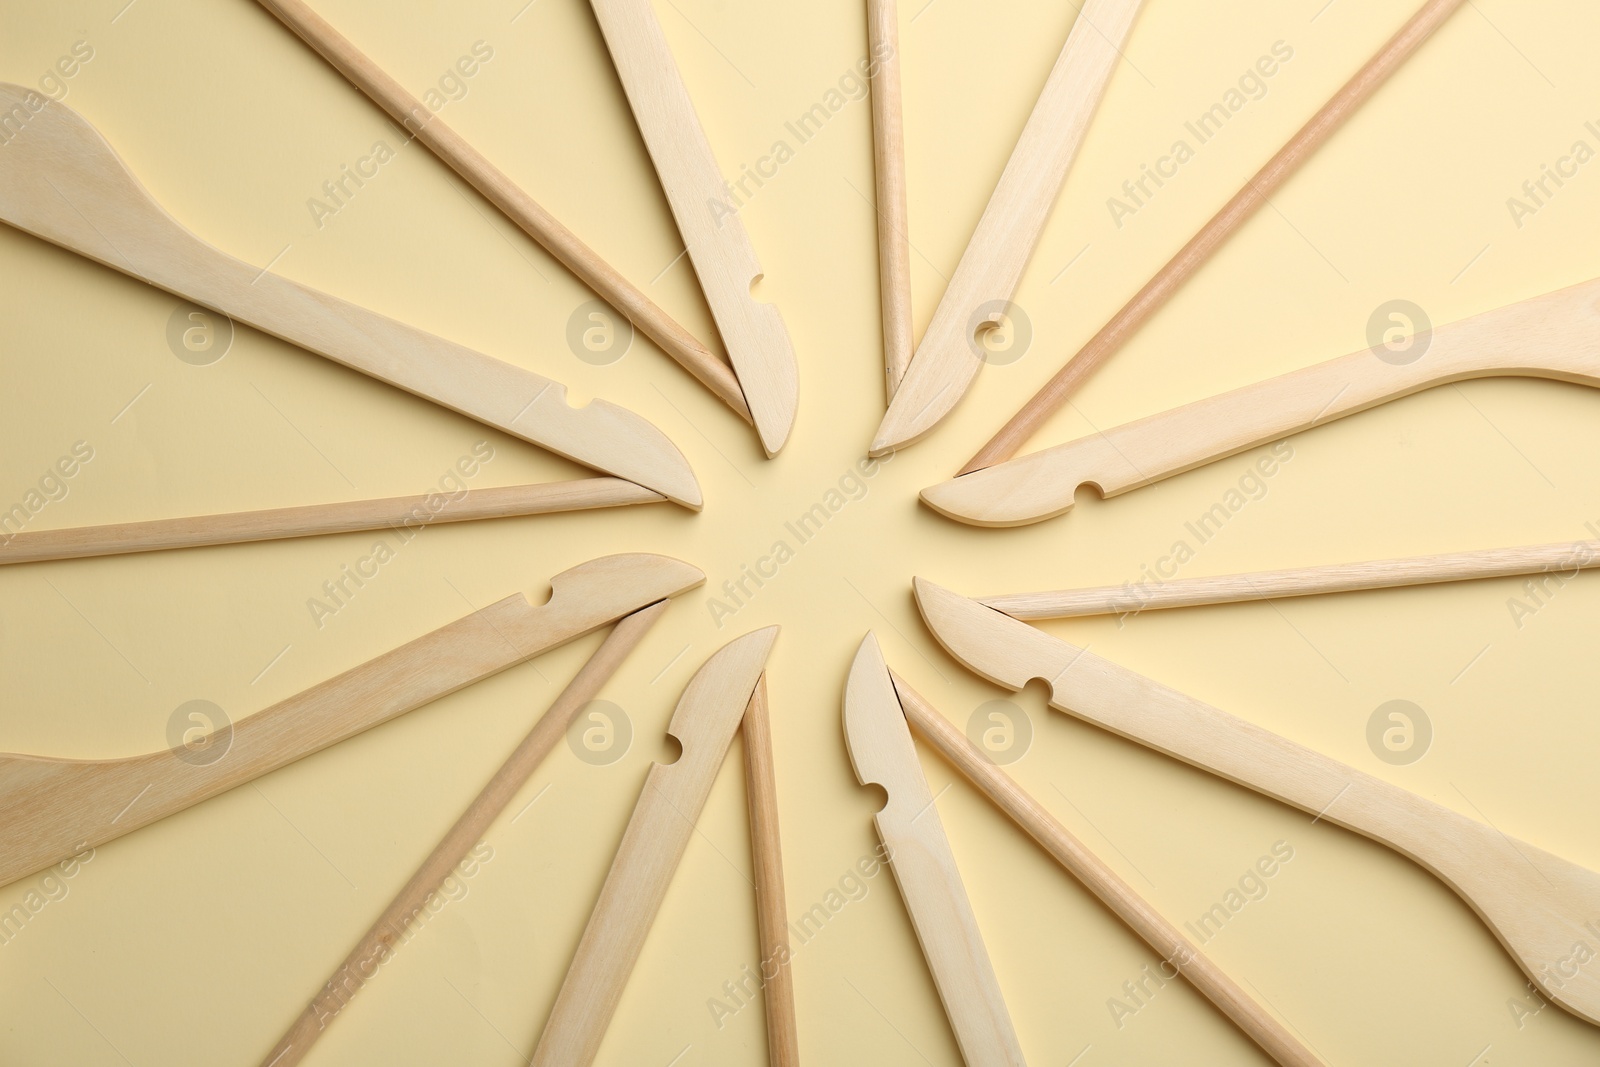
531, 626, 779, 1067
0, 83, 701, 507
587, 0, 799, 457
871, 0, 1143, 454
0, 479, 662, 565
741, 675, 801, 1067
0, 554, 703, 889
844, 635, 1027, 1067
891, 670, 1324, 1067
253, 0, 753, 424
961, 0, 1468, 473
925, 277, 1600, 526
867, 0, 914, 400
914, 578, 1600, 1027
981, 540, 1600, 620
259, 600, 669, 1067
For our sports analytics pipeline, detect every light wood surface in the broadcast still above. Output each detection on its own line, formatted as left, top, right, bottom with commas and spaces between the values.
0, 83, 701, 507
891, 669, 1324, 1067
914, 578, 1600, 1027
0, 479, 662, 565
871, 0, 1143, 454
531, 626, 779, 1067
844, 635, 1028, 1066
741, 675, 801, 1067
960, 0, 1468, 474
925, 277, 1600, 526
982, 539, 1600, 620
253, 0, 753, 424
866, 0, 914, 400
0, 554, 703, 889
259, 600, 669, 1067
587, 0, 799, 457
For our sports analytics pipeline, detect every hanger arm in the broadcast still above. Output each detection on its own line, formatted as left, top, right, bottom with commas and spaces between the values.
923, 278, 1600, 527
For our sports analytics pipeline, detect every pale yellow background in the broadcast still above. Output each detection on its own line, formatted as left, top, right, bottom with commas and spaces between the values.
3, 0, 1599, 1063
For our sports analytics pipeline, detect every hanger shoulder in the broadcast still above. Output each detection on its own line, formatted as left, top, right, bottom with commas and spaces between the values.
844, 635, 1027, 1067
0, 554, 703, 888
0, 84, 700, 506
873, 0, 1143, 455
924, 279, 1600, 526
587, 0, 798, 457
532, 626, 778, 1067
915, 579, 1600, 1026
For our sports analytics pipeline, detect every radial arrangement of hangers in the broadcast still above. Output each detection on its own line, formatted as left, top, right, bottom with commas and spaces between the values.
4, 0, 1598, 1064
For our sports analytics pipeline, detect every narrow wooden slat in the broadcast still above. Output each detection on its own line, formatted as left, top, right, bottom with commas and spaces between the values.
867, 0, 914, 400
0, 479, 662, 565
259, 600, 669, 1067
742, 675, 801, 1067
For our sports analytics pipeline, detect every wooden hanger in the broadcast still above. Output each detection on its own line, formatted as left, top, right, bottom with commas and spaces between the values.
253, 0, 753, 424
867, 0, 913, 400
845, 634, 1029, 1066
586, 0, 800, 458
0, 479, 662, 566
0, 83, 701, 508
948, 0, 1465, 472
871, 0, 1144, 454
980, 538, 1600, 620
0, 553, 703, 889
884, 657, 1324, 1067
260, 597, 672, 1066
923, 277, 1600, 526
914, 578, 1600, 1026
531, 627, 778, 1067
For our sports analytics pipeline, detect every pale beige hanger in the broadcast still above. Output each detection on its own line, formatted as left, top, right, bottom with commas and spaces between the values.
981, 539, 1600, 620
0, 553, 702, 889
0, 479, 662, 565
845, 634, 1029, 1067
260, 598, 672, 1067
253, 0, 753, 424
0, 83, 700, 507
956, 0, 1466, 473
531, 627, 779, 1067
915, 578, 1600, 1026
923, 277, 1600, 526
586, 0, 800, 457
888, 665, 1323, 1067
866, 0, 913, 400
871, 0, 1144, 454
